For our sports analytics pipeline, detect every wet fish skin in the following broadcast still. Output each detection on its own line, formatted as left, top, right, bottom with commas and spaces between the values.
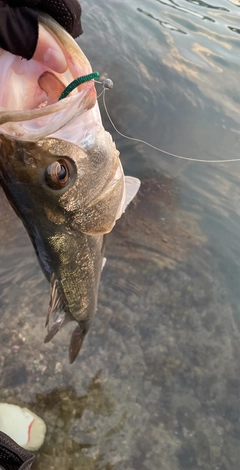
0, 135, 123, 363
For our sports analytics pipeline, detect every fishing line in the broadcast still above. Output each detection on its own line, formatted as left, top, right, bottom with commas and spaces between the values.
97, 79, 240, 164
97, 89, 105, 100
59, 74, 240, 163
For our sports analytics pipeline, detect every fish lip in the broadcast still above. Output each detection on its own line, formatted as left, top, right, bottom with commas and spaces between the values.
0, 81, 96, 125
0, 13, 96, 138
0, 83, 97, 141
0, 84, 94, 122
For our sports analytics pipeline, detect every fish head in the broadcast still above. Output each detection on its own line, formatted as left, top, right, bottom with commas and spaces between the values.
0, 133, 124, 235
0, 12, 127, 233
52, 133, 125, 235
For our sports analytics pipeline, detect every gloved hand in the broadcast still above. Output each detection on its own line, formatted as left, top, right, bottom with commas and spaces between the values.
0, 0, 83, 72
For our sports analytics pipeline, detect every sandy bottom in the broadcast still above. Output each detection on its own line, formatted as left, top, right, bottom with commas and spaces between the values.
0, 177, 239, 470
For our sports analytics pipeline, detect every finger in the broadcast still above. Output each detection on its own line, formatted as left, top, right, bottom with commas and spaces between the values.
32, 24, 67, 73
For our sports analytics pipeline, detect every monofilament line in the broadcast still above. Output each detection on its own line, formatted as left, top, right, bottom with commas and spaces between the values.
101, 90, 240, 164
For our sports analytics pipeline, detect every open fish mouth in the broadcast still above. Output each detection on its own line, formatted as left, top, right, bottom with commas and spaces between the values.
0, 14, 97, 141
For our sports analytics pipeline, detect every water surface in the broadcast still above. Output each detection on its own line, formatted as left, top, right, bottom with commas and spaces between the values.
0, 1, 239, 469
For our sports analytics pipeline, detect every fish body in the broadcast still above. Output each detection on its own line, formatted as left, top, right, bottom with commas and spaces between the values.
0, 15, 140, 362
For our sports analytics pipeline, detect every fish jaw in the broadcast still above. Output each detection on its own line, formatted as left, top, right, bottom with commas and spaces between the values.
0, 13, 96, 141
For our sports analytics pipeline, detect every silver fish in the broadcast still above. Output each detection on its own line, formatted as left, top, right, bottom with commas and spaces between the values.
0, 15, 140, 363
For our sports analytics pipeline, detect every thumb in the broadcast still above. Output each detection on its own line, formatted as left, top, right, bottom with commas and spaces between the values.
32, 24, 67, 73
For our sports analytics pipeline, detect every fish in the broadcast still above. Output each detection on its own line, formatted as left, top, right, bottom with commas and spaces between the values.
0, 14, 140, 363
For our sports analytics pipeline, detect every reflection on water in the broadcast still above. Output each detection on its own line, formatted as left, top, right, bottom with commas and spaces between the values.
137, 8, 187, 33
152, 0, 216, 22
228, 25, 240, 32
0, 0, 240, 469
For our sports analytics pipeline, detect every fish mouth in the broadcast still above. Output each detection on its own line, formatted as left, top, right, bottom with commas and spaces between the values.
0, 14, 97, 141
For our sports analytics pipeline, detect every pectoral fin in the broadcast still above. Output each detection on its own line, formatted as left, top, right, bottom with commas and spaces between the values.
123, 176, 141, 212
114, 176, 140, 220
102, 257, 107, 271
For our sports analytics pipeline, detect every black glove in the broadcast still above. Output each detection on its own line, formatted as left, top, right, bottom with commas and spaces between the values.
0, 0, 83, 59
0, 431, 35, 470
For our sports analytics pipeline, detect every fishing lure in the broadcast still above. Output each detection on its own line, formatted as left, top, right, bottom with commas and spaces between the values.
58, 72, 100, 100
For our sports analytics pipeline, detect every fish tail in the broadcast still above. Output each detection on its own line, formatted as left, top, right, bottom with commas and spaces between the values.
69, 323, 88, 364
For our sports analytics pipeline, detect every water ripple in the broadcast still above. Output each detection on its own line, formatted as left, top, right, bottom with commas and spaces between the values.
155, 0, 216, 21
137, 8, 187, 34
185, 0, 230, 11
228, 25, 240, 33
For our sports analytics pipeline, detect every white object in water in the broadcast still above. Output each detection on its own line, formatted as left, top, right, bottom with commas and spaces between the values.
0, 403, 46, 451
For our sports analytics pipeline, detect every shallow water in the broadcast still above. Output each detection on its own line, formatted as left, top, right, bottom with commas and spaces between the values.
0, 0, 240, 469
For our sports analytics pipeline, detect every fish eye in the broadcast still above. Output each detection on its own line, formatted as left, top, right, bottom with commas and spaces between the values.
45, 159, 73, 190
